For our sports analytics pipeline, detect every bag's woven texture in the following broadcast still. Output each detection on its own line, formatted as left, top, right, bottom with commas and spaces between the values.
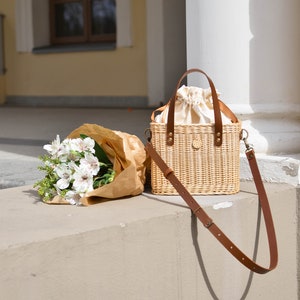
150, 121, 241, 195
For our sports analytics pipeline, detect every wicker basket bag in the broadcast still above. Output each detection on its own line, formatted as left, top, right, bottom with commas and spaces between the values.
150, 68, 242, 195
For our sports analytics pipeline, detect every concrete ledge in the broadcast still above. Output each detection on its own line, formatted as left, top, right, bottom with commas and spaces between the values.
0, 182, 298, 299
240, 154, 300, 186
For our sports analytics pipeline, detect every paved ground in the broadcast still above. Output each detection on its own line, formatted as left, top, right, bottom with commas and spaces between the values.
0, 106, 153, 189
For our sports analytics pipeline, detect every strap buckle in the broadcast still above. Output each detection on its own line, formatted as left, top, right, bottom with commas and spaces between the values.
204, 220, 214, 228
241, 129, 253, 152
194, 207, 214, 228
144, 128, 152, 142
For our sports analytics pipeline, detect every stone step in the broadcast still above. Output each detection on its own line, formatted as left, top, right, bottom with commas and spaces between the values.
0, 182, 298, 299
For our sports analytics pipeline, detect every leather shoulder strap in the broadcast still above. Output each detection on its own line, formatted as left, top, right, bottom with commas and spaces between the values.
145, 142, 278, 274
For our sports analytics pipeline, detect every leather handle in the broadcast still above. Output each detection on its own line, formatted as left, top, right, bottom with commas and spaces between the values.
145, 142, 278, 274
166, 68, 223, 147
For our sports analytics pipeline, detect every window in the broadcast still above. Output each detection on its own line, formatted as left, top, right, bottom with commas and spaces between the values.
50, 0, 116, 45
16, 0, 132, 53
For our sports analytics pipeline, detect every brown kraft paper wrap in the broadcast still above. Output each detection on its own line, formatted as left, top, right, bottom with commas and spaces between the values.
49, 123, 147, 206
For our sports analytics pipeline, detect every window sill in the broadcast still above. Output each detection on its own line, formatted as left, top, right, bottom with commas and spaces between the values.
32, 43, 116, 54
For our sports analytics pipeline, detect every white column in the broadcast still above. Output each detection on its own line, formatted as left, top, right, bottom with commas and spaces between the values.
146, 0, 186, 107
186, 0, 300, 155
15, 0, 34, 52
146, 0, 165, 107
116, 0, 132, 47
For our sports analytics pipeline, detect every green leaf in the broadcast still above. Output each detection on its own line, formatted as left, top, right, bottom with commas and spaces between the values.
93, 168, 115, 188
80, 134, 112, 166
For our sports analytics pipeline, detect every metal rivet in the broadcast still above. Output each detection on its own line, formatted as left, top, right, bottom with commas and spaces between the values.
216, 138, 221, 143
216, 132, 221, 137
167, 137, 173, 143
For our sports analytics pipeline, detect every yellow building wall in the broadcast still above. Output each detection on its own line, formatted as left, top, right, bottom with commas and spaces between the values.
0, 0, 147, 101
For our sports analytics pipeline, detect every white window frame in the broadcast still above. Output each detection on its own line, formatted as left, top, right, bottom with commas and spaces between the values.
15, 0, 132, 52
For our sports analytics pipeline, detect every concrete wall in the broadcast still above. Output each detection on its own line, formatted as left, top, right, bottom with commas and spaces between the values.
0, 182, 298, 299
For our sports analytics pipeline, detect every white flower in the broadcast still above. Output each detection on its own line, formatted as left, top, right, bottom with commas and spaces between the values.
71, 137, 95, 153
43, 135, 72, 161
65, 190, 82, 205
80, 152, 100, 175
43, 135, 62, 157
36, 134, 115, 204
55, 163, 72, 189
73, 166, 94, 194
58, 139, 79, 162
65, 138, 79, 152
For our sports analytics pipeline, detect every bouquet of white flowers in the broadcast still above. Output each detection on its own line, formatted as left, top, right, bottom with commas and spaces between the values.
34, 124, 147, 206
34, 134, 115, 205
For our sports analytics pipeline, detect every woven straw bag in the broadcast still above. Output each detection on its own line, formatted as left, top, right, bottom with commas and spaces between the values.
150, 68, 241, 195
146, 68, 278, 273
